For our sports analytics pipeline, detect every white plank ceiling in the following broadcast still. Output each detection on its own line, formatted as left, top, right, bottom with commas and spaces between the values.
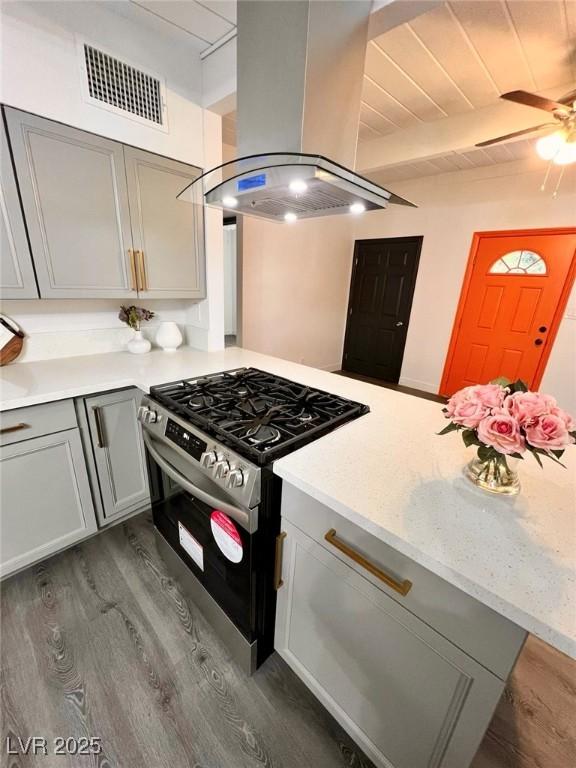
130, 0, 236, 50
359, 0, 576, 142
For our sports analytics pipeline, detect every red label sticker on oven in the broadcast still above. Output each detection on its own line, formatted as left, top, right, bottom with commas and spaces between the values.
210, 510, 243, 563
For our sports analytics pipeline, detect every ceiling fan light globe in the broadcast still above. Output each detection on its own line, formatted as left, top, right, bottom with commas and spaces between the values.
552, 139, 576, 165
536, 130, 566, 160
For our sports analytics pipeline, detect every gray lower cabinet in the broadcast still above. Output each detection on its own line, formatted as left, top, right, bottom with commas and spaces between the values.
124, 146, 205, 299
81, 389, 151, 525
275, 487, 525, 768
0, 115, 38, 298
0, 427, 97, 578
5, 107, 136, 299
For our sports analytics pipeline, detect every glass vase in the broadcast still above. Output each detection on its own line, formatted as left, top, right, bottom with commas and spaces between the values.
464, 455, 520, 496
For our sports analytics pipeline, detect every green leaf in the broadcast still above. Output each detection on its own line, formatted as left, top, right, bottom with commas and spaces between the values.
508, 379, 528, 394
477, 445, 495, 463
437, 422, 460, 436
491, 376, 511, 387
509, 452, 525, 460
551, 449, 565, 459
531, 449, 543, 468
462, 429, 480, 448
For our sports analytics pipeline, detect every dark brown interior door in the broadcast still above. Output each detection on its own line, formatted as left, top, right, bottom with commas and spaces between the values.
342, 236, 422, 382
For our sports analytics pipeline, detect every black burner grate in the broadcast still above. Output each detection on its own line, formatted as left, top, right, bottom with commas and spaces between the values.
149, 368, 369, 465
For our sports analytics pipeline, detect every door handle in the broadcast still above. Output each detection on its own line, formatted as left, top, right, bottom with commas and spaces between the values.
534, 338, 543, 346
538, 326, 547, 333
324, 529, 412, 596
136, 250, 148, 292
0, 422, 29, 435
274, 532, 287, 590
395, 321, 404, 327
128, 249, 138, 291
92, 406, 106, 447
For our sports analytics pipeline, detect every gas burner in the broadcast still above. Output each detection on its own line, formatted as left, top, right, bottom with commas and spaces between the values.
245, 424, 281, 446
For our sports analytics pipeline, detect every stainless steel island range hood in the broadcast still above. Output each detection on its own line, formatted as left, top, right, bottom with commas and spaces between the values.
179, 0, 415, 221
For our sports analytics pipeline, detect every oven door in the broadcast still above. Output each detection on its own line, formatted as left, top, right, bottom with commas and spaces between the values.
143, 431, 257, 640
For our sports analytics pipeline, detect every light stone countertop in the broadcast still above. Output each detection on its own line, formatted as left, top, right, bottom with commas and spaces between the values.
1, 347, 575, 658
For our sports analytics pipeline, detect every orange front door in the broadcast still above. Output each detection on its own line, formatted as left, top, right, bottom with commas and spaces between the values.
441, 229, 576, 396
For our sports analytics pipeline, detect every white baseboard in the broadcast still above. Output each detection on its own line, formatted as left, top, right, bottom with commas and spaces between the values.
398, 376, 439, 395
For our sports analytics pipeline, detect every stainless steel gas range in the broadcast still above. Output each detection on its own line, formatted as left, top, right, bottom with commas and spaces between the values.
138, 368, 368, 674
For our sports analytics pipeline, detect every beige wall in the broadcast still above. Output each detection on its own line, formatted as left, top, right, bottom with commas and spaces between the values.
353, 161, 576, 412
241, 159, 575, 412
241, 215, 354, 371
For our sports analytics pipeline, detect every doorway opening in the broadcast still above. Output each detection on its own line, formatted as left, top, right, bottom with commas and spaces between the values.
440, 227, 576, 396
341, 236, 422, 384
223, 216, 239, 347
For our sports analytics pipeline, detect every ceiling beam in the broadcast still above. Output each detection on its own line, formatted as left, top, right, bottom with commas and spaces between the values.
368, 0, 442, 40
356, 84, 574, 172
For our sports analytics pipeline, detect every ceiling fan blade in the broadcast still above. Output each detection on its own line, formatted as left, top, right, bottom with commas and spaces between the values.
476, 124, 554, 147
559, 88, 576, 105
501, 90, 568, 113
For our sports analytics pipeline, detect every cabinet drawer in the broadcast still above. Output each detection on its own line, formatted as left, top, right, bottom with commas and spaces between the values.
281, 483, 525, 680
0, 400, 77, 446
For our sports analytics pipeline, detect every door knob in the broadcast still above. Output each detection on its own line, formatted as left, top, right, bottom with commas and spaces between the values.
538, 326, 547, 333
534, 338, 543, 346
395, 321, 404, 327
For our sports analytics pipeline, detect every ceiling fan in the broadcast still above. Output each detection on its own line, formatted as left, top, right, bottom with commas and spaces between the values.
476, 88, 576, 166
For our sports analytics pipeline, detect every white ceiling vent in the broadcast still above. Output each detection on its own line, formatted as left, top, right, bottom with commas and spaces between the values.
80, 43, 167, 129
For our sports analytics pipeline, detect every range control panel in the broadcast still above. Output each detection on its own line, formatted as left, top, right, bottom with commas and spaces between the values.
165, 419, 207, 461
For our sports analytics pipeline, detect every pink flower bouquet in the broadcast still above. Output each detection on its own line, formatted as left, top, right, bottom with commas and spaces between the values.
440, 379, 575, 476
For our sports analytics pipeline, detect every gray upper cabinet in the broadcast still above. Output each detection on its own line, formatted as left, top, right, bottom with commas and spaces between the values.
124, 146, 205, 299
0, 115, 38, 298
83, 389, 150, 524
4, 108, 136, 299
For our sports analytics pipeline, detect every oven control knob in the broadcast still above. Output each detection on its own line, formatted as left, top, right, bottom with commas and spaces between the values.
200, 450, 218, 469
146, 409, 160, 424
137, 406, 148, 423
214, 459, 231, 479
226, 469, 244, 489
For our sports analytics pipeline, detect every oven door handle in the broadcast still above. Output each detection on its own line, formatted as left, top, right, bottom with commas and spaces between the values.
143, 432, 255, 533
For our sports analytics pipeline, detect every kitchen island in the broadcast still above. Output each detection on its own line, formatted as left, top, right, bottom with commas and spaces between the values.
2, 346, 574, 659
2, 347, 574, 767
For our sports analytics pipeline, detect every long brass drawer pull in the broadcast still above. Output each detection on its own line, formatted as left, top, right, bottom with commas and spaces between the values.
92, 406, 106, 448
324, 529, 412, 596
136, 250, 148, 292
128, 249, 138, 291
0, 422, 30, 435
274, 532, 287, 590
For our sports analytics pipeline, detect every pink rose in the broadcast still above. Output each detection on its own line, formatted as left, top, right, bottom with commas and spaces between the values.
504, 391, 556, 426
446, 384, 505, 428
525, 414, 575, 451
477, 414, 526, 455
550, 406, 576, 433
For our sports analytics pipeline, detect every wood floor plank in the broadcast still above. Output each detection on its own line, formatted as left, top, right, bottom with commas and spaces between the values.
2, 512, 575, 768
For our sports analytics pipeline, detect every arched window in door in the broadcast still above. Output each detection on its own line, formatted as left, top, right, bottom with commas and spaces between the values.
489, 250, 547, 275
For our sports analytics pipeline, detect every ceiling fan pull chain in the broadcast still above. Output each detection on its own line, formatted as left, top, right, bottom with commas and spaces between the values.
540, 162, 553, 193
552, 166, 565, 199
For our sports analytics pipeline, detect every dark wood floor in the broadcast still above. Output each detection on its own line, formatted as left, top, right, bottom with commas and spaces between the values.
1, 514, 574, 768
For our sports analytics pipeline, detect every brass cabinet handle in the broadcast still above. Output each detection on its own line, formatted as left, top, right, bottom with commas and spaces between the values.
324, 529, 413, 596
136, 250, 148, 292
274, 532, 287, 590
0, 422, 30, 435
128, 249, 138, 291
92, 406, 106, 448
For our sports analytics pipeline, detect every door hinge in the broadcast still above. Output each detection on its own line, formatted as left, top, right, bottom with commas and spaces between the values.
355, 257, 359, 267
349, 307, 353, 316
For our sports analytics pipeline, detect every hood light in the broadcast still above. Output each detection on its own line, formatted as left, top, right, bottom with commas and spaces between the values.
350, 202, 366, 214
284, 212, 298, 223
289, 179, 308, 194
223, 195, 238, 208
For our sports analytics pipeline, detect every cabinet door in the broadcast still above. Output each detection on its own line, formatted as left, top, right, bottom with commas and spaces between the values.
0, 114, 38, 298
5, 108, 136, 299
275, 520, 504, 768
124, 146, 206, 299
0, 429, 97, 578
85, 389, 150, 524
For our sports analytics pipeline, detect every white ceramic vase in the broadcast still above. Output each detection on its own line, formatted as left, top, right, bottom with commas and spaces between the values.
127, 329, 151, 354
156, 321, 183, 352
